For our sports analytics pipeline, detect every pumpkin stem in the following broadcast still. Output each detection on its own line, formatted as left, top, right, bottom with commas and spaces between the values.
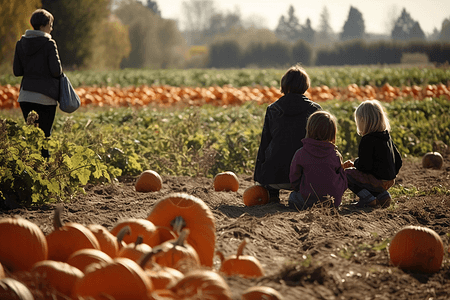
236, 238, 249, 258
53, 204, 64, 230
135, 235, 144, 247
138, 250, 156, 269
215, 250, 225, 263
116, 225, 131, 244
173, 228, 189, 247
170, 216, 186, 235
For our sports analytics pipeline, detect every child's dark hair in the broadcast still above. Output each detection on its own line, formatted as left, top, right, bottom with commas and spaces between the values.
280, 65, 311, 95
306, 111, 337, 143
30, 9, 54, 30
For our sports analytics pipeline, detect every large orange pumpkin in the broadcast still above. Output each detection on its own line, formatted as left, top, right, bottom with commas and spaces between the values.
241, 286, 284, 300
0, 216, 48, 272
243, 185, 270, 206
135, 170, 163, 192
46, 205, 100, 262
151, 229, 200, 273
217, 238, 265, 278
73, 257, 153, 300
110, 218, 159, 247
147, 193, 216, 267
213, 171, 239, 192
0, 278, 34, 300
389, 225, 444, 273
67, 248, 113, 273
31, 260, 84, 297
87, 224, 119, 258
169, 269, 232, 300
117, 236, 152, 263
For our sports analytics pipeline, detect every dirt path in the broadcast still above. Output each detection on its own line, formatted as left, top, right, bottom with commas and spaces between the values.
1, 155, 450, 299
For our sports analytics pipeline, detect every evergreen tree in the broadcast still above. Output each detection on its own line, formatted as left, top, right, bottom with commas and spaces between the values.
275, 6, 302, 42
300, 18, 315, 45
410, 22, 425, 40
146, 0, 161, 16
340, 6, 365, 41
391, 8, 424, 41
439, 18, 450, 41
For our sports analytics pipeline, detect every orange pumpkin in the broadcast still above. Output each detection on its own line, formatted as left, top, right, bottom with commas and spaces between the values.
243, 185, 270, 206
241, 286, 284, 300
169, 269, 232, 300
0, 278, 34, 300
217, 238, 265, 278
87, 224, 120, 258
110, 218, 159, 247
422, 152, 444, 169
46, 205, 100, 262
117, 236, 152, 263
214, 171, 239, 192
389, 225, 444, 273
67, 248, 113, 273
135, 170, 163, 192
73, 257, 153, 300
31, 260, 84, 297
0, 216, 48, 272
147, 193, 216, 267
144, 264, 184, 290
152, 229, 200, 273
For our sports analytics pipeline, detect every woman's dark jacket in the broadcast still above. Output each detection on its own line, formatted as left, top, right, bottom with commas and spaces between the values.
254, 93, 321, 185
13, 30, 62, 101
354, 131, 402, 180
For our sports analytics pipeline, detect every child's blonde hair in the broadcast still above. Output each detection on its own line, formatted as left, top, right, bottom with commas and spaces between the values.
354, 100, 391, 136
280, 64, 310, 95
306, 111, 337, 143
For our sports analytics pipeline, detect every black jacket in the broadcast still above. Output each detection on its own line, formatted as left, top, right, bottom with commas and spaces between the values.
354, 131, 402, 180
13, 30, 62, 101
254, 93, 321, 185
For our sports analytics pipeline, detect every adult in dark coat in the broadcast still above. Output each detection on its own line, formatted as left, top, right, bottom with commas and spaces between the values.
13, 8, 62, 158
254, 65, 321, 202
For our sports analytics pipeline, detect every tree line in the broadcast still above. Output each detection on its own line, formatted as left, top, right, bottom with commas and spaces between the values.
1, 0, 450, 73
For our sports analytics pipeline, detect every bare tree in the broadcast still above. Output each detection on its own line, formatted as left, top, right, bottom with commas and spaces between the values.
182, 0, 216, 45
384, 5, 399, 35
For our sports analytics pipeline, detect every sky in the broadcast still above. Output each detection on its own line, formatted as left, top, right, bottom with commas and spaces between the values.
154, 0, 450, 35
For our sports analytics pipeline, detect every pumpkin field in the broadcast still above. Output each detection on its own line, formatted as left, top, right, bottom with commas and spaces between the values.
0, 67, 450, 299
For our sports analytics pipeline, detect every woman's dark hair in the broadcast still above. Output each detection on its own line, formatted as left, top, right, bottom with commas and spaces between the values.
280, 64, 311, 95
30, 9, 54, 30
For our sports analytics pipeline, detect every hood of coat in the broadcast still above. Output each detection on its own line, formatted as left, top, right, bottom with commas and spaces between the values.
272, 93, 318, 116
301, 138, 337, 158
20, 30, 53, 56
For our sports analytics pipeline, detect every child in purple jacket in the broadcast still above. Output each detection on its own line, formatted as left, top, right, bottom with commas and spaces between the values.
288, 111, 348, 210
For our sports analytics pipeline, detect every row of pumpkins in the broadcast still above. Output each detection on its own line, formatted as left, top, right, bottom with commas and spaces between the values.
0, 170, 447, 299
0, 83, 449, 109
0, 191, 282, 300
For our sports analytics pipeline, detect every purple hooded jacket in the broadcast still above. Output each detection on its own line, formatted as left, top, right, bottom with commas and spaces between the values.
289, 138, 348, 207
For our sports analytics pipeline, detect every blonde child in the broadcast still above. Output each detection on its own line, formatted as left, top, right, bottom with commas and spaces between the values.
253, 65, 321, 203
288, 111, 347, 210
343, 100, 402, 208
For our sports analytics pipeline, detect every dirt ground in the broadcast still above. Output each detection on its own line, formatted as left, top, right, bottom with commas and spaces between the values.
1, 154, 450, 300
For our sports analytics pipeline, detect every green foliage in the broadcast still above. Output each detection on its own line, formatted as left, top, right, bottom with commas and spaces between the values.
0, 115, 120, 207
1, 95, 449, 207
4, 67, 449, 88
41, 0, 111, 68
0, 0, 41, 73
